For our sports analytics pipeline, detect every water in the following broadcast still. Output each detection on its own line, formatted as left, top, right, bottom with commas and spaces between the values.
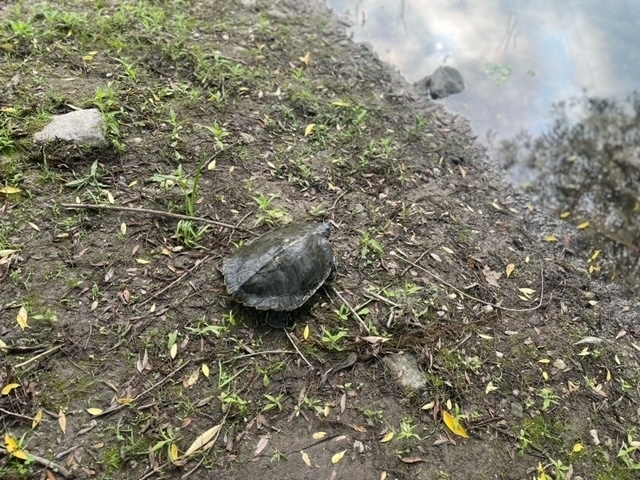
324, 0, 640, 146
325, 0, 640, 290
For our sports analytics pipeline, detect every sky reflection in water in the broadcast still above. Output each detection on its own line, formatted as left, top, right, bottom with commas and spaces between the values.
324, 0, 640, 144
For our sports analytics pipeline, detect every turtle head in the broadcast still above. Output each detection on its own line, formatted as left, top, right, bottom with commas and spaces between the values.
316, 222, 331, 239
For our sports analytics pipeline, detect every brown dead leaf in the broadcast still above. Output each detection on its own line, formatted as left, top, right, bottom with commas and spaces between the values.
183, 424, 222, 457
401, 456, 426, 463
482, 266, 502, 287
58, 410, 67, 434
254, 436, 270, 456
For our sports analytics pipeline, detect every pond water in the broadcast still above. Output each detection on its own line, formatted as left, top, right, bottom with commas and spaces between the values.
325, 0, 640, 290
324, 0, 640, 148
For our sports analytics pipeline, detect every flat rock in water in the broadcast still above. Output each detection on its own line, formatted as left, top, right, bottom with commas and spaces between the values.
34, 109, 108, 148
383, 353, 427, 390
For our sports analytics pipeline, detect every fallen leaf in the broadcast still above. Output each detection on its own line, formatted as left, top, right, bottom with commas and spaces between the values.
120, 223, 127, 235
184, 424, 222, 457
505, 263, 516, 278
300, 51, 311, 66
485, 381, 498, 394
1, 383, 20, 395
560, 211, 571, 218
202, 364, 210, 377
578, 221, 589, 230
32, 409, 43, 429
482, 266, 502, 287
331, 450, 346, 464
301, 450, 312, 467
254, 436, 270, 456
4, 433, 28, 460
170, 343, 178, 359
59, 410, 67, 434
400, 456, 425, 463
304, 123, 316, 136
169, 443, 180, 462
0, 186, 21, 194
303, 325, 310, 340
380, 432, 394, 443
543, 235, 558, 242
16, 306, 29, 330
572, 443, 583, 453
86, 408, 104, 416
442, 411, 469, 438
136, 258, 150, 264
207, 159, 216, 170
312, 432, 327, 439
421, 401, 435, 410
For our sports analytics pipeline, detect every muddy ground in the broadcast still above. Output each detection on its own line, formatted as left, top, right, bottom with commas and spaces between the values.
1, 1, 640, 479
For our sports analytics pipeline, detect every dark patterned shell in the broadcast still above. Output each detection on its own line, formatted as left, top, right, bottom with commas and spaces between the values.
223, 223, 333, 311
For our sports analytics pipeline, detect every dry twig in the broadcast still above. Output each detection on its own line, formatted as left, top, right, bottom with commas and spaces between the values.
394, 250, 544, 313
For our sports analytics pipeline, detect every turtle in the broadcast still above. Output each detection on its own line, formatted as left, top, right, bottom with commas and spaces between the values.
222, 222, 334, 327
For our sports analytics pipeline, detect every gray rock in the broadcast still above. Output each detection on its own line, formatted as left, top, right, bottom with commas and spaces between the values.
383, 353, 427, 390
34, 109, 108, 148
423, 66, 465, 99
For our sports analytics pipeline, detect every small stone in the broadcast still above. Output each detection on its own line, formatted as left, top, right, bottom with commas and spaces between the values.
34, 109, 108, 148
383, 353, 427, 390
421, 65, 465, 99
552, 358, 567, 370
511, 402, 524, 418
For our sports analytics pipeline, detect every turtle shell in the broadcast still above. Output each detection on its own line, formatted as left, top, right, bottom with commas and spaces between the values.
223, 222, 333, 311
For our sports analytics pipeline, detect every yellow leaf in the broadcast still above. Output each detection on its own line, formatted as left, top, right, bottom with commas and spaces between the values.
312, 432, 327, 439
332, 100, 351, 107
606, 368, 612, 382
0, 249, 18, 258
4, 434, 28, 460
331, 450, 346, 464
1, 383, 20, 395
59, 410, 67, 434
505, 263, 515, 278
207, 159, 217, 170
542, 371, 549, 380
106, 190, 114, 204
169, 443, 180, 462
572, 443, 583, 453
120, 223, 127, 235
32, 409, 43, 429
301, 450, 311, 467
117, 397, 134, 405
491, 201, 503, 210
442, 411, 469, 438
16, 306, 29, 330
83, 54, 94, 61
202, 364, 210, 377
589, 250, 601, 262
304, 123, 316, 136
543, 235, 558, 242
170, 343, 178, 359
0, 186, 21, 194
578, 221, 589, 230
538, 359, 551, 364
300, 51, 311, 66
184, 424, 222, 457
380, 431, 394, 443
560, 211, 571, 219
303, 325, 310, 340
86, 407, 104, 416
136, 258, 150, 264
